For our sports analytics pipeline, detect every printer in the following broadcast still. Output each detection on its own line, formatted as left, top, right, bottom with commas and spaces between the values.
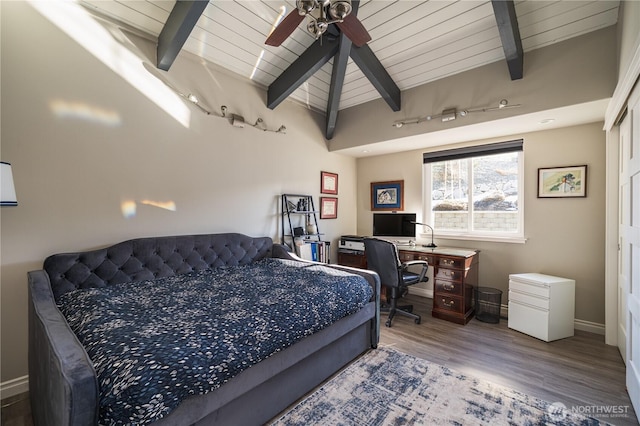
338, 235, 365, 253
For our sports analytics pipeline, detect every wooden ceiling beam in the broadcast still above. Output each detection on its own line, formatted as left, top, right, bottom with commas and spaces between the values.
325, 0, 361, 140
267, 40, 339, 110
491, 0, 524, 80
325, 35, 352, 140
350, 45, 401, 111
267, 0, 400, 137
157, 0, 209, 71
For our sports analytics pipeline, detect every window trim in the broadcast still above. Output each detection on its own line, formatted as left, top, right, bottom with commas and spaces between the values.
423, 140, 524, 241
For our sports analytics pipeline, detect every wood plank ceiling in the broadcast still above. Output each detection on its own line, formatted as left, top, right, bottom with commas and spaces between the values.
81, 0, 619, 138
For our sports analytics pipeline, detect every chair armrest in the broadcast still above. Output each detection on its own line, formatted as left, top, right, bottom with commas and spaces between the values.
401, 260, 429, 282
402, 260, 427, 268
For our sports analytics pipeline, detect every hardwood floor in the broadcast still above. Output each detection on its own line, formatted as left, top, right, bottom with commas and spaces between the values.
379, 295, 638, 426
1, 393, 31, 426
2, 295, 637, 425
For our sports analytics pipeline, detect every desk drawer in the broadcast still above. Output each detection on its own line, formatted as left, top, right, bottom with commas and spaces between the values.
435, 279, 463, 296
398, 252, 415, 262
435, 268, 462, 282
434, 295, 464, 313
415, 253, 435, 264
437, 256, 465, 269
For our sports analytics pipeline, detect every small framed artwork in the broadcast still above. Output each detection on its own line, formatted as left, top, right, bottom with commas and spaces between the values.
538, 165, 587, 198
321, 171, 338, 195
320, 197, 338, 219
371, 180, 404, 211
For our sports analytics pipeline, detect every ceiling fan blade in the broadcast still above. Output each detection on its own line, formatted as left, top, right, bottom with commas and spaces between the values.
336, 14, 371, 47
265, 11, 305, 47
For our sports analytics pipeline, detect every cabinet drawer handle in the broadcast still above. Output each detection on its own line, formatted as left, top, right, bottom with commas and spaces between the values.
442, 298, 455, 307
443, 284, 455, 291
442, 259, 455, 266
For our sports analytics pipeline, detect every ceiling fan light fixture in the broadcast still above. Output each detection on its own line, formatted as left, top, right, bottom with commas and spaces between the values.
307, 20, 328, 38
296, 0, 317, 15
329, 0, 352, 20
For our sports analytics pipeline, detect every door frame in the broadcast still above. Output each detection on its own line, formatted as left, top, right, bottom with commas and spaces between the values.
604, 29, 640, 347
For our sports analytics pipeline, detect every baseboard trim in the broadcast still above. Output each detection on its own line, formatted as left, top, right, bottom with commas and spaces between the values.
500, 305, 605, 335
1, 375, 28, 400
574, 318, 606, 335
410, 296, 606, 336
408, 288, 433, 299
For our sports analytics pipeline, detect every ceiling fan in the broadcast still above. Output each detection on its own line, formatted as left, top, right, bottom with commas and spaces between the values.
265, 0, 371, 47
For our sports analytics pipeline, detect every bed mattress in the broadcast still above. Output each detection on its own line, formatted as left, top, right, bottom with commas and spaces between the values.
57, 258, 372, 425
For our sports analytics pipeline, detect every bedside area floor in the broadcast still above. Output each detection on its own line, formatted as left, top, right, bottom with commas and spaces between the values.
379, 294, 638, 426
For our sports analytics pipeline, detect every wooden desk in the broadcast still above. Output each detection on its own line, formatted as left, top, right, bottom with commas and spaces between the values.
337, 246, 479, 325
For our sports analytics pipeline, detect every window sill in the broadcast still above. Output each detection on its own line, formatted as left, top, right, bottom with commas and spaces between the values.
419, 233, 527, 244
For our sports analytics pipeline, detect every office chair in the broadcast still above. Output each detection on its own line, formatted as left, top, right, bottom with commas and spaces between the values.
364, 238, 428, 327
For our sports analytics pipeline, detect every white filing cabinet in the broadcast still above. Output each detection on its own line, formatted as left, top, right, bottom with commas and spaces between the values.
508, 273, 575, 342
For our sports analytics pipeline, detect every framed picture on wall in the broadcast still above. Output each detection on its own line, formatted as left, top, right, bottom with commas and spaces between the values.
320, 197, 338, 219
321, 171, 338, 195
371, 180, 404, 211
538, 165, 587, 198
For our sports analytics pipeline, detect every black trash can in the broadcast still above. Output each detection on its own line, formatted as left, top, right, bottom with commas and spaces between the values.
475, 287, 503, 323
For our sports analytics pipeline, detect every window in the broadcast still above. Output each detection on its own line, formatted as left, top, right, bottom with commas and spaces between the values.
423, 140, 524, 241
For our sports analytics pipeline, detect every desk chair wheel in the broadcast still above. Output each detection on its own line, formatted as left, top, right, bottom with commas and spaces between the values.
385, 318, 392, 327
415, 318, 421, 324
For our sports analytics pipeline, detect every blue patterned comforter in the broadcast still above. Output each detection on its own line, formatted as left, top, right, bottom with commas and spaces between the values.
57, 258, 373, 425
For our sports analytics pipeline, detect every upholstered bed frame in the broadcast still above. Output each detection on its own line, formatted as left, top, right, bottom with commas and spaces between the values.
28, 233, 380, 425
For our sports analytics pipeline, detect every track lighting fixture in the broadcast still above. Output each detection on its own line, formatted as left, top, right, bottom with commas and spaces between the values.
178, 94, 286, 134
392, 99, 520, 129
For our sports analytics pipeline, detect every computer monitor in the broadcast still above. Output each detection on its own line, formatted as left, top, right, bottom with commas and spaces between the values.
372, 213, 416, 238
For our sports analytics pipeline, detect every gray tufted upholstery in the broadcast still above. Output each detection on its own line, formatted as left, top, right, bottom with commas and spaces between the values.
44, 233, 273, 301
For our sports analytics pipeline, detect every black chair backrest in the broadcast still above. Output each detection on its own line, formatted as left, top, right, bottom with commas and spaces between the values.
364, 238, 401, 288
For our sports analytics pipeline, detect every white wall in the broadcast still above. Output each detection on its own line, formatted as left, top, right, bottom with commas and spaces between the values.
357, 123, 607, 326
617, 0, 640, 81
0, 2, 357, 385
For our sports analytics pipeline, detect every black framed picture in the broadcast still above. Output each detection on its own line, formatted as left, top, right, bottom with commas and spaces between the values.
371, 180, 404, 211
538, 165, 587, 198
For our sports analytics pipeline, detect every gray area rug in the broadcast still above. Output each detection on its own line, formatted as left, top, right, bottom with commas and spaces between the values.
271, 346, 610, 425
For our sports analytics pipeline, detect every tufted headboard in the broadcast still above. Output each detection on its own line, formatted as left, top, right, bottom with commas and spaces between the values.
44, 233, 273, 301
